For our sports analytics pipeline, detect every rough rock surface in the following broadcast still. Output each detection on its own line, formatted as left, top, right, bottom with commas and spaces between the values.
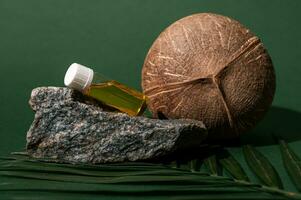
26, 87, 207, 164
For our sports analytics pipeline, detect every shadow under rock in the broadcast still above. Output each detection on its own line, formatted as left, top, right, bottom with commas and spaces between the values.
152, 106, 301, 147
238, 106, 301, 146
149, 106, 301, 164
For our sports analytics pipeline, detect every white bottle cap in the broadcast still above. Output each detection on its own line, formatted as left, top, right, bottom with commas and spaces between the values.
64, 63, 94, 92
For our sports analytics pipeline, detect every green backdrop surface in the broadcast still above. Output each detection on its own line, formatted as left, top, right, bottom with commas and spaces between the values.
0, 0, 301, 193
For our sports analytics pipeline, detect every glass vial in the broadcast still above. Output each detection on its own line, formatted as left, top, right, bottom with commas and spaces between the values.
64, 63, 147, 116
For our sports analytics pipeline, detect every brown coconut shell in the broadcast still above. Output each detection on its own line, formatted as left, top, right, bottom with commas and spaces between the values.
141, 13, 276, 139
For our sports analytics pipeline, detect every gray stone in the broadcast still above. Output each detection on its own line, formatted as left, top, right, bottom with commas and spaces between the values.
26, 87, 207, 164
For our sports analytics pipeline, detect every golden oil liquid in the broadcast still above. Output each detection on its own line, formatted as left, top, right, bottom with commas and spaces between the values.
85, 80, 147, 116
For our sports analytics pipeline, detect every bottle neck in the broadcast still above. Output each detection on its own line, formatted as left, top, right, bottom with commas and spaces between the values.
91, 72, 111, 84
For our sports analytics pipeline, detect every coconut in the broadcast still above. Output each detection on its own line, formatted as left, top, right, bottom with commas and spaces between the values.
141, 13, 276, 139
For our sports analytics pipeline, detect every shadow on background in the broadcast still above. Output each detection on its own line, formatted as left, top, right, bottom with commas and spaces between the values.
239, 106, 301, 146
156, 106, 301, 163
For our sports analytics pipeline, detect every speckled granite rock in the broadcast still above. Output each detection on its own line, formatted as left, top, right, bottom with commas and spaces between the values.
26, 87, 207, 164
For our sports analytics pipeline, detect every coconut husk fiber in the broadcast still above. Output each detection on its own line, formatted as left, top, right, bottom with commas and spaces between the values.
141, 13, 276, 139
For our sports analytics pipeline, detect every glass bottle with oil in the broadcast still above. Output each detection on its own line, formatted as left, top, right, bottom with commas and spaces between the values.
64, 63, 147, 116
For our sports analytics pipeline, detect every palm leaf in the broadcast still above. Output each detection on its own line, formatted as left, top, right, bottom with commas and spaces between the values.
204, 155, 219, 175
279, 140, 301, 191
189, 159, 202, 172
218, 149, 249, 181
0, 154, 301, 200
243, 145, 283, 189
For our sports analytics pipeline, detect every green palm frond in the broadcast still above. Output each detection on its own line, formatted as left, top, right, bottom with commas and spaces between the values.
189, 159, 202, 172
279, 140, 301, 191
204, 155, 219, 176
217, 149, 249, 181
243, 145, 283, 189
1, 149, 301, 200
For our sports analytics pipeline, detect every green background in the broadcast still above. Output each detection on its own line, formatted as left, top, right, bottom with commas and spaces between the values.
0, 0, 300, 193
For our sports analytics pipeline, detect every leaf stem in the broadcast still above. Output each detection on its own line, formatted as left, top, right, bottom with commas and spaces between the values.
233, 179, 301, 199
189, 171, 301, 199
